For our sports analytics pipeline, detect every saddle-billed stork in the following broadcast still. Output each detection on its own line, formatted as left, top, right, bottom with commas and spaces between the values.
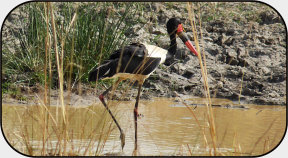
88, 17, 199, 152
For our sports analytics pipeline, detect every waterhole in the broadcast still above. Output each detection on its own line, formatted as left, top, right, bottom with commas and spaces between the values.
2, 97, 286, 156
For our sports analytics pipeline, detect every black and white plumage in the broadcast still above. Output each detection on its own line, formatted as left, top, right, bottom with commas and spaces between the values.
88, 18, 199, 153
88, 43, 166, 82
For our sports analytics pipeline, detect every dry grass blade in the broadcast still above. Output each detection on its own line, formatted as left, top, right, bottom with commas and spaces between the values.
35, 94, 58, 126
186, 2, 217, 155
49, 2, 66, 125
186, 144, 193, 155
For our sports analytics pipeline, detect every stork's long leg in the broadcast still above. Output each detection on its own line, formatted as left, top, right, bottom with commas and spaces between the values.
133, 83, 143, 152
98, 79, 125, 149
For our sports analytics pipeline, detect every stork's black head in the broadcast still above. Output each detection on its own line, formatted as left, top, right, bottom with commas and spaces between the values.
166, 18, 181, 35
166, 17, 199, 57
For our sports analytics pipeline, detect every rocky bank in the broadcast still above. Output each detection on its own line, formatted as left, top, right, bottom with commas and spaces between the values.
2, 2, 286, 106
124, 2, 286, 105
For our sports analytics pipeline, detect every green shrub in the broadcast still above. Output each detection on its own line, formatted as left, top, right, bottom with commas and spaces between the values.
2, 2, 143, 90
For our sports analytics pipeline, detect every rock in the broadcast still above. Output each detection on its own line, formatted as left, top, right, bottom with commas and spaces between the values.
260, 67, 271, 75
151, 3, 164, 13
225, 48, 238, 65
259, 10, 282, 25
226, 28, 235, 36
182, 68, 194, 79
206, 47, 220, 56
224, 37, 235, 46
149, 25, 166, 35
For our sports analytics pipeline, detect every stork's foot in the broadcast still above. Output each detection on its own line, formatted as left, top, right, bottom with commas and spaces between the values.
132, 147, 140, 156
120, 131, 125, 150
134, 109, 144, 118
132, 149, 138, 156
137, 113, 144, 118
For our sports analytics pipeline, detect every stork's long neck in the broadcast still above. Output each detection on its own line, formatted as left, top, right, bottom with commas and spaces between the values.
168, 33, 177, 56
164, 33, 177, 65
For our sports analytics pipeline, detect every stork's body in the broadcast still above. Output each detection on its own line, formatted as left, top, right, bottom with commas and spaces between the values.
88, 18, 199, 154
88, 43, 168, 82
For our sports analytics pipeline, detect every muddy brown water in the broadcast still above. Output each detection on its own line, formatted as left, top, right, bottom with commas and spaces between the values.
2, 97, 286, 156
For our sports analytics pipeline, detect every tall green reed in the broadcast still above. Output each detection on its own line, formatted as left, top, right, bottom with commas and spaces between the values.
2, 2, 142, 90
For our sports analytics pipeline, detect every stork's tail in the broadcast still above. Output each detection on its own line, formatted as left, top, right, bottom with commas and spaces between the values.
88, 61, 115, 81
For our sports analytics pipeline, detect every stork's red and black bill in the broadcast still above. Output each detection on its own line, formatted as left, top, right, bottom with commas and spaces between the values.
176, 24, 199, 57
